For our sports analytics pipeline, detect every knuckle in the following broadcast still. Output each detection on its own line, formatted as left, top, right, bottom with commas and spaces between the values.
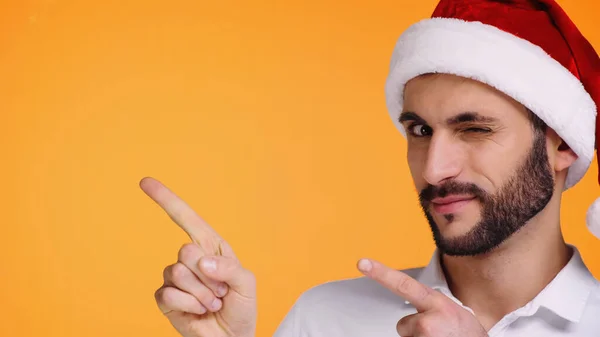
416, 287, 431, 302
397, 314, 411, 326
395, 276, 413, 294
154, 288, 163, 302
178, 243, 200, 263
416, 316, 435, 335
155, 287, 173, 304
170, 263, 189, 283
396, 315, 411, 334
162, 264, 172, 280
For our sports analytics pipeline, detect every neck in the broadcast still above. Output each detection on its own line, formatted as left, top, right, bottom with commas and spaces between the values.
440, 200, 572, 330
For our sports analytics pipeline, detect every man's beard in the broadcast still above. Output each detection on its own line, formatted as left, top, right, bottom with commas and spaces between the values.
418, 131, 555, 256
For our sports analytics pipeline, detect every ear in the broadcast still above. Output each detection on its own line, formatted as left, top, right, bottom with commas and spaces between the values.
546, 128, 578, 172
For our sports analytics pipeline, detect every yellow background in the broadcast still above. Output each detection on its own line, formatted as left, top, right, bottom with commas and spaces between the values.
2, 0, 600, 336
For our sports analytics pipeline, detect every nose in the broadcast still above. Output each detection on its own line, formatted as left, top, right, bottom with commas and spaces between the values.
422, 133, 463, 186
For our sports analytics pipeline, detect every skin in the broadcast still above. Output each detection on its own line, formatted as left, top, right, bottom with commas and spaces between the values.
143, 177, 257, 337
399, 73, 577, 331
143, 73, 578, 337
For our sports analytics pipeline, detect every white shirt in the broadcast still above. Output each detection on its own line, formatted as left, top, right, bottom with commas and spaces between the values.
273, 246, 600, 337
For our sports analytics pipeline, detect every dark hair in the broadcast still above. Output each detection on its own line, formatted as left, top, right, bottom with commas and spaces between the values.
526, 108, 547, 134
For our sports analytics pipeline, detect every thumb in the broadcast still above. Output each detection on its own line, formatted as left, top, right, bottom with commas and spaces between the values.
198, 255, 256, 299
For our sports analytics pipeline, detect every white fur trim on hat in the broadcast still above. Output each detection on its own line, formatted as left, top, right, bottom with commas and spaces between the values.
586, 197, 600, 239
385, 18, 597, 190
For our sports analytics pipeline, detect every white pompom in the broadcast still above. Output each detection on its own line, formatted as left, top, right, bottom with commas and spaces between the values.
585, 197, 600, 239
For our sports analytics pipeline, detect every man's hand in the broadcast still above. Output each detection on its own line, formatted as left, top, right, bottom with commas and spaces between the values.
357, 258, 488, 337
140, 177, 256, 337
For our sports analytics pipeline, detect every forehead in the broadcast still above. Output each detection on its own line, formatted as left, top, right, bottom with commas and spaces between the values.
402, 74, 528, 121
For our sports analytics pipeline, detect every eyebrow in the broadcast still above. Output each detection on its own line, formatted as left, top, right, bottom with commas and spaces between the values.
446, 112, 498, 125
398, 111, 425, 124
399, 111, 498, 125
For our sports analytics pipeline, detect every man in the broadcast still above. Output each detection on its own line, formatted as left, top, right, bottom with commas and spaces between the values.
141, 0, 600, 336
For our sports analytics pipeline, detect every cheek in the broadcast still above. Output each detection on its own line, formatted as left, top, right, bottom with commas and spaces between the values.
407, 147, 427, 187
469, 142, 523, 188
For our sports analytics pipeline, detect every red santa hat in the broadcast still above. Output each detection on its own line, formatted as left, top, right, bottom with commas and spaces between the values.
384, 0, 600, 238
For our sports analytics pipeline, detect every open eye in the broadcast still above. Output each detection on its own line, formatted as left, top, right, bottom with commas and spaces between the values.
409, 124, 433, 137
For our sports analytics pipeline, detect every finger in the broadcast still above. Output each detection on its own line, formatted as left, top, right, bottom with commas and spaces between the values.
357, 258, 437, 312
178, 243, 229, 297
198, 255, 256, 299
396, 313, 423, 336
163, 262, 224, 312
139, 177, 225, 255
155, 285, 207, 316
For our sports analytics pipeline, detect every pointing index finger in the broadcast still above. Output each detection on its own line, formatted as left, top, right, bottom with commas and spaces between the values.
358, 258, 437, 312
139, 176, 224, 254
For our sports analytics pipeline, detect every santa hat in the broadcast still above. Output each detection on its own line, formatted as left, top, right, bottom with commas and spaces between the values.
384, 0, 600, 238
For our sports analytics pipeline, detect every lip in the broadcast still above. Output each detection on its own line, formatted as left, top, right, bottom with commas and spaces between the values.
431, 196, 476, 215
431, 195, 475, 205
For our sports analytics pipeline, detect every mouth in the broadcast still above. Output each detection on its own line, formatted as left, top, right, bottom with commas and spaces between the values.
430, 195, 477, 215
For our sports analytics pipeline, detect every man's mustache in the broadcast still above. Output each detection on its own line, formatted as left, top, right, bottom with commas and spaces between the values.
419, 180, 488, 207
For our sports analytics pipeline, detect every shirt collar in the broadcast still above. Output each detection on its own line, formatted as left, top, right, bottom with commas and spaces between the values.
530, 245, 597, 322
416, 245, 597, 322
416, 249, 447, 291
416, 249, 472, 309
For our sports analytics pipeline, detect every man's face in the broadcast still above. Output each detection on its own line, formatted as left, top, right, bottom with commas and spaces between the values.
401, 74, 555, 256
